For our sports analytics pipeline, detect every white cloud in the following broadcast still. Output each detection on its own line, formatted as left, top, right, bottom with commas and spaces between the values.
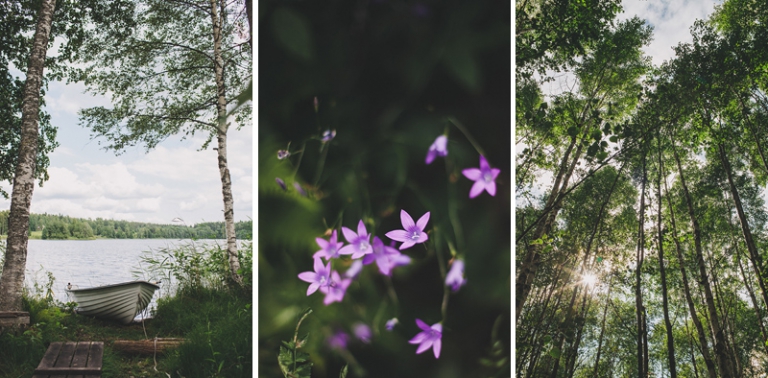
620, 0, 722, 66
179, 194, 210, 211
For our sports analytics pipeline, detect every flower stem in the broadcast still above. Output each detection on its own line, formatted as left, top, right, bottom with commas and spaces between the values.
291, 141, 307, 179
447, 116, 486, 157
313, 142, 329, 187
292, 308, 312, 374
433, 236, 450, 323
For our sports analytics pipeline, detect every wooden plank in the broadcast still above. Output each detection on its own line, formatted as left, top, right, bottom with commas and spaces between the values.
36, 342, 64, 369
84, 342, 104, 378
51, 342, 76, 378
33, 341, 103, 378
31, 367, 102, 375
67, 342, 92, 378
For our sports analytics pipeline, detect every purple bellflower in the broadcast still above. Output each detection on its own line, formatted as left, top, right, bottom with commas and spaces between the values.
385, 210, 430, 250
327, 330, 349, 350
293, 182, 307, 196
385, 318, 399, 331
314, 230, 345, 261
345, 259, 364, 279
462, 155, 501, 198
321, 129, 336, 143
425, 135, 448, 164
445, 259, 467, 292
353, 323, 372, 344
275, 177, 287, 191
322, 271, 352, 305
409, 319, 442, 358
363, 237, 411, 275
297, 257, 332, 295
277, 149, 291, 160
339, 220, 373, 259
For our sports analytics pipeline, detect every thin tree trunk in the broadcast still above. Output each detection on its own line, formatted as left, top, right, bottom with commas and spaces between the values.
656, 134, 677, 377
591, 283, 612, 378
686, 321, 701, 378
718, 142, 768, 308
210, 0, 242, 286
549, 163, 622, 378
664, 144, 717, 378
564, 289, 591, 378
0, 0, 56, 312
517, 132, 585, 321
634, 151, 649, 378
672, 138, 736, 377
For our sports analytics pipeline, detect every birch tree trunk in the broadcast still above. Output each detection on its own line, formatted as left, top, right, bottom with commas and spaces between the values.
635, 151, 648, 378
663, 157, 717, 378
0, 0, 56, 311
210, 0, 243, 286
673, 139, 736, 377
656, 135, 676, 378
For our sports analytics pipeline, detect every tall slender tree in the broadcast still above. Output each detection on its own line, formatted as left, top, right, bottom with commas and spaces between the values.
0, 0, 56, 311
75, 0, 252, 285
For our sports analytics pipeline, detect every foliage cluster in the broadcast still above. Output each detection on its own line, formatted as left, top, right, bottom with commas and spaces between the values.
0, 211, 252, 240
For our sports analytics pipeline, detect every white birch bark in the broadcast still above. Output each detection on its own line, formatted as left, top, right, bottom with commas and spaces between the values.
210, 0, 243, 286
0, 0, 57, 311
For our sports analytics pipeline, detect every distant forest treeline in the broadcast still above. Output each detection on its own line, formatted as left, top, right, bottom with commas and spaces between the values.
0, 211, 252, 240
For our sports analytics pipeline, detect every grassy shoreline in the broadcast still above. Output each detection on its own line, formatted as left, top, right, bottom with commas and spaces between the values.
0, 241, 253, 378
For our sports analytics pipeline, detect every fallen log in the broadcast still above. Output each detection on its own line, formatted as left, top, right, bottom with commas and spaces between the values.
112, 338, 185, 355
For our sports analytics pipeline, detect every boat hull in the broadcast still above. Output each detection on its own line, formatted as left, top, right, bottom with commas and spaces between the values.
67, 281, 160, 324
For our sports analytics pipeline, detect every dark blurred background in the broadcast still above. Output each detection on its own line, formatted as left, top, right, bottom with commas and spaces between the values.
258, 0, 510, 377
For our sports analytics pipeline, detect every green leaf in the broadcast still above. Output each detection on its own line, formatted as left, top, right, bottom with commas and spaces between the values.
567, 126, 579, 137
272, 8, 314, 61
549, 347, 562, 359
339, 364, 349, 378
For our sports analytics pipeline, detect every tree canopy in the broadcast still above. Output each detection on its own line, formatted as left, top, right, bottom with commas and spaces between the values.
517, 0, 768, 376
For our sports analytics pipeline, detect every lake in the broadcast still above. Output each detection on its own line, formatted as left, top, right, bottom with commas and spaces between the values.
20, 239, 226, 319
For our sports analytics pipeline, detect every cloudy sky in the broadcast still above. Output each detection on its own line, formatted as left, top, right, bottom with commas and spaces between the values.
0, 77, 253, 226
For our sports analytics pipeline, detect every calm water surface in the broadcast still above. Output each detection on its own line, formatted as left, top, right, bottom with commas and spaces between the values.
23, 239, 224, 316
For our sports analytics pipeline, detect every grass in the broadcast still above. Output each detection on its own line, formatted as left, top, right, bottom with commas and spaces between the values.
0, 242, 253, 378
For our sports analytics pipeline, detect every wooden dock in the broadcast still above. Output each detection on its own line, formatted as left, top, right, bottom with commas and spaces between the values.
32, 341, 103, 378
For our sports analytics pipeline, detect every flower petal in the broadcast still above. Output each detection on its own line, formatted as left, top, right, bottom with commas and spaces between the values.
415, 319, 431, 331
479, 155, 490, 170
307, 282, 320, 295
316, 238, 329, 249
341, 227, 357, 243
298, 272, 316, 283
426, 150, 436, 164
416, 339, 433, 354
417, 231, 429, 243
490, 168, 501, 180
399, 240, 416, 250
386, 230, 410, 243
432, 338, 441, 358
400, 210, 416, 230
409, 332, 427, 344
357, 220, 368, 238
314, 257, 325, 273
486, 180, 497, 196
338, 245, 356, 256
416, 212, 430, 231
469, 180, 485, 198
363, 254, 376, 265
462, 168, 482, 181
